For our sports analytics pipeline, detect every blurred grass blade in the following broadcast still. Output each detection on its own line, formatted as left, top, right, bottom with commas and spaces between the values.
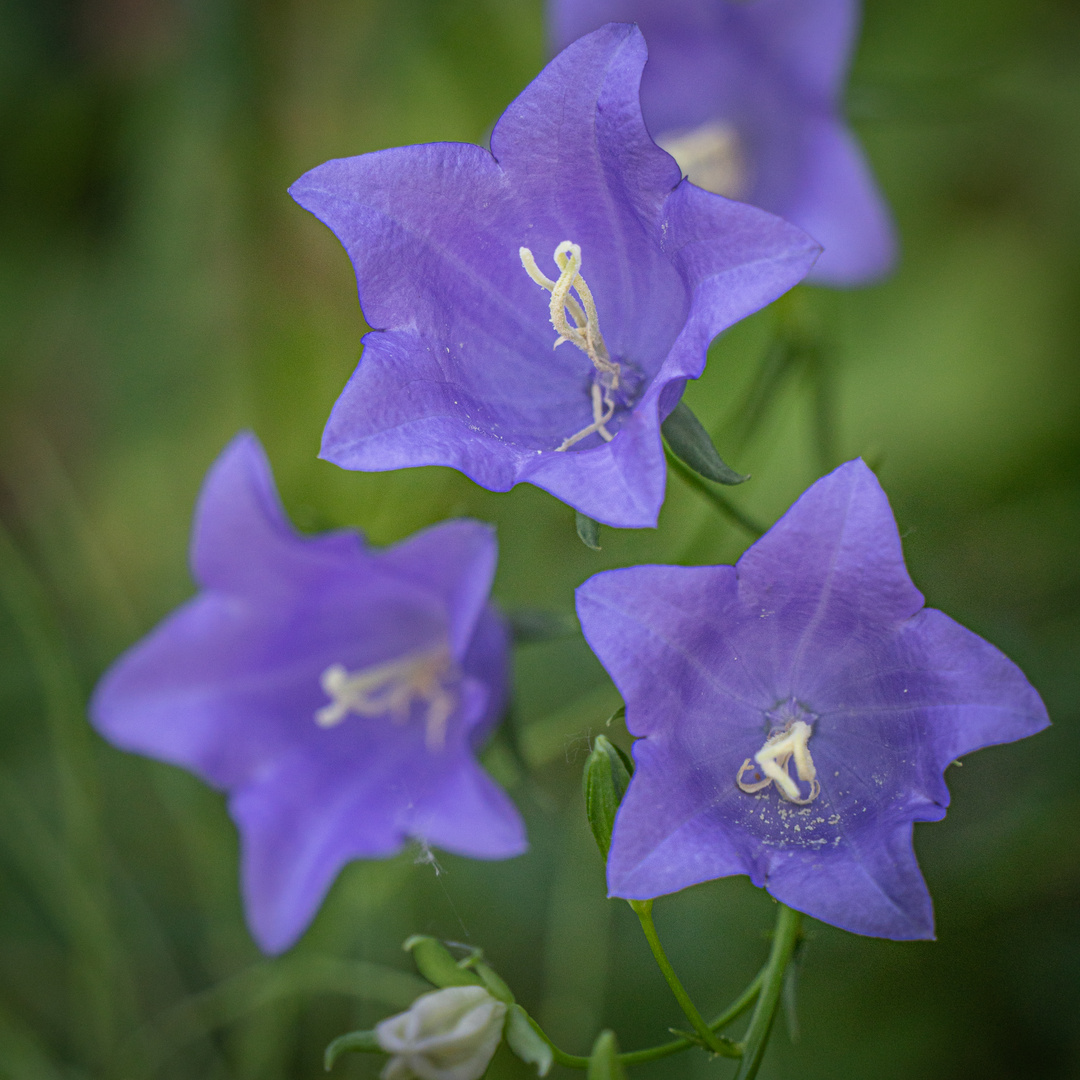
130, 956, 430, 1078
0, 520, 129, 1069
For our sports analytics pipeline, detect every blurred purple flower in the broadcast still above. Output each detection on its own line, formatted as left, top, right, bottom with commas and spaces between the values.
551, 0, 897, 286
576, 460, 1048, 939
289, 23, 819, 529
91, 433, 525, 954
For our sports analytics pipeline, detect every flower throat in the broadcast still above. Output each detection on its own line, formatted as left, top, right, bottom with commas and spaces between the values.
314, 642, 457, 752
520, 241, 622, 451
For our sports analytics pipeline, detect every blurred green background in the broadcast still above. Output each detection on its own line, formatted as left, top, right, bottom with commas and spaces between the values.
1, 0, 1078, 1076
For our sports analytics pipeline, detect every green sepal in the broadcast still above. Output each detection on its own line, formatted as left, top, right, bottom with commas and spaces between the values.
464, 959, 516, 1005
403, 936, 482, 988
662, 401, 748, 485
587, 1030, 627, 1080
575, 511, 602, 550
582, 734, 633, 859
323, 1029, 382, 1071
504, 1005, 554, 1077
505, 607, 580, 644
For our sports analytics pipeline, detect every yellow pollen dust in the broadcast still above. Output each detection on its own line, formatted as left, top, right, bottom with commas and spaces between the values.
736, 719, 820, 805
520, 241, 622, 451
314, 642, 457, 752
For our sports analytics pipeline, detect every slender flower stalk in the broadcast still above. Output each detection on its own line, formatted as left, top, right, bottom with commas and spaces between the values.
631, 900, 740, 1057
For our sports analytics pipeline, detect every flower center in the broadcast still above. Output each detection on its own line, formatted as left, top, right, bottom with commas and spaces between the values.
736, 701, 820, 805
655, 121, 748, 200
314, 641, 458, 751
519, 241, 622, 451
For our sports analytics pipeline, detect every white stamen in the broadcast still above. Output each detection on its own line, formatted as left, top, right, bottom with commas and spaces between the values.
520, 241, 621, 451
315, 642, 457, 751
736, 719, 820, 805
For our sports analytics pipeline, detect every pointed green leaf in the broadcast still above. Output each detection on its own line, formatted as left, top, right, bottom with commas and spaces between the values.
575, 511, 602, 550
504, 1005, 554, 1077
587, 1030, 627, 1080
662, 401, 748, 485
582, 734, 633, 859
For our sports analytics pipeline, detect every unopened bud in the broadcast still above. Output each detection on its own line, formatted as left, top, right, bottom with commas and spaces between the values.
582, 734, 633, 859
587, 1030, 627, 1080
376, 985, 507, 1080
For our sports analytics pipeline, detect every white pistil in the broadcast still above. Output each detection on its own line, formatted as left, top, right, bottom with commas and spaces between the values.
520, 241, 621, 451
315, 642, 457, 751
736, 719, 820, 805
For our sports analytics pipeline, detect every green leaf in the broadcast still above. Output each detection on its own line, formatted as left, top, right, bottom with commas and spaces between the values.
587, 1030, 627, 1080
324, 1029, 382, 1070
661, 401, 748, 485
504, 1005, 554, 1077
403, 936, 482, 989
582, 734, 633, 859
575, 510, 602, 550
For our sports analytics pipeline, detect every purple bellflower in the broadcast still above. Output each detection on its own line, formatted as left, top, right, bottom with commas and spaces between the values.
90, 433, 525, 954
289, 23, 820, 529
551, 0, 897, 286
576, 460, 1048, 939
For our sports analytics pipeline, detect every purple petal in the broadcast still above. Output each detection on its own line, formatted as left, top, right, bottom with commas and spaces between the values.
766, 820, 934, 939
578, 461, 1048, 938
782, 118, 898, 286
734, 460, 925, 697
291, 24, 819, 527
192, 433, 363, 594
378, 520, 499, 659
607, 737, 749, 899
91, 434, 525, 953
550, 1, 896, 287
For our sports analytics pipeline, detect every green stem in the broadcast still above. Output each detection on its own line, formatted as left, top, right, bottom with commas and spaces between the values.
518, 966, 765, 1069
734, 904, 803, 1080
618, 964, 764, 1065
665, 448, 766, 538
630, 900, 738, 1057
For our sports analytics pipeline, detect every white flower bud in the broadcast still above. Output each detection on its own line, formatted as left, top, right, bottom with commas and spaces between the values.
376, 985, 508, 1080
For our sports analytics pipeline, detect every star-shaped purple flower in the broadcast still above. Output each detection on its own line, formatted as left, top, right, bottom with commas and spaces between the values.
576, 461, 1048, 939
551, 0, 897, 286
289, 23, 819, 529
90, 434, 525, 954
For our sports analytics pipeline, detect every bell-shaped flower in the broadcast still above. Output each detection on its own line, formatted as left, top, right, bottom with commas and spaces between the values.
376, 986, 507, 1080
90, 434, 525, 954
576, 461, 1048, 938
551, 0, 897, 286
289, 23, 819, 529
